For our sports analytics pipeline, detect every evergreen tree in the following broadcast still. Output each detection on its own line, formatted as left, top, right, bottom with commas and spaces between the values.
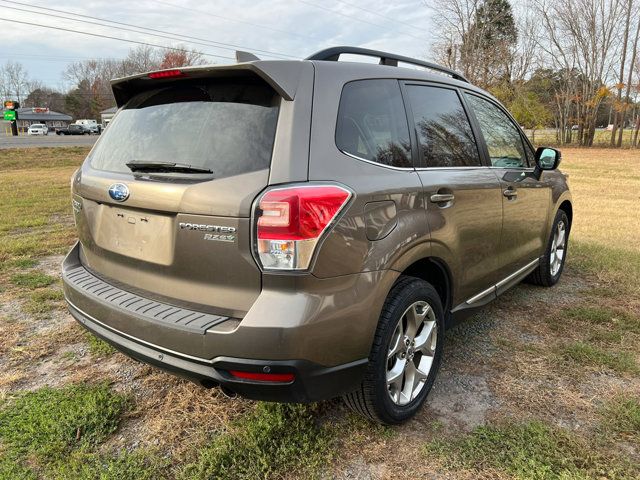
460, 0, 518, 87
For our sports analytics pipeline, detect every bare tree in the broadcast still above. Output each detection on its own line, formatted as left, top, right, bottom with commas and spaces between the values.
617, 7, 640, 146
610, 0, 633, 145
426, 0, 481, 70
62, 44, 205, 119
534, 0, 626, 145
0, 61, 30, 103
426, 0, 519, 87
509, 6, 541, 82
632, 54, 640, 147
0, 65, 7, 101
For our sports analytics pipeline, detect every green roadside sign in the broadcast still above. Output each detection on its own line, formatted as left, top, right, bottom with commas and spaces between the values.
4, 110, 16, 121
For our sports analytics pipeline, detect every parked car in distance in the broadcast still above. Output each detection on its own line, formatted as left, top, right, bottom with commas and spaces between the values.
56, 124, 90, 135
63, 46, 572, 424
74, 119, 100, 134
86, 124, 100, 134
27, 123, 48, 136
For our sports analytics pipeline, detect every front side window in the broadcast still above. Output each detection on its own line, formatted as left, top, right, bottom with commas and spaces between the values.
406, 85, 481, 168
336, 80, 412, 168
465, 93, 528, 168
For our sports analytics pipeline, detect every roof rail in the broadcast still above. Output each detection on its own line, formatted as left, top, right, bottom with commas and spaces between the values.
305, 46, 469, 83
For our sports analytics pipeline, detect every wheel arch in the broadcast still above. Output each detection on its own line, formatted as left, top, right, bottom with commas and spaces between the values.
558, 199, 573, 229
398, 257, 452, 318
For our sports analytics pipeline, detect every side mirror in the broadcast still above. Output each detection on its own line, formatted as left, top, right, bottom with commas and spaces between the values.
534, 147, 561, 171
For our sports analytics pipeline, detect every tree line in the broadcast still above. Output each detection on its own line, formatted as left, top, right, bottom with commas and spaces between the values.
428, 0, 640, 147
2, 1, 639, 148
0, 44, 204, 121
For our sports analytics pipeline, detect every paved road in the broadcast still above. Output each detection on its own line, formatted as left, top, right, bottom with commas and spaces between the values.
0, 132, 98, 149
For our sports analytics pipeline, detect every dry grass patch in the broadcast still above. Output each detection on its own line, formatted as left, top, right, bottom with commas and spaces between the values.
0, 371, 27, 392
0, 315, 29, 357
123, 373, 252, 458
561, 149, 640, 253
0, 147, 87, 265
426, 419, 639, 479
1, 146, 90, 171
7, 321, 84, 364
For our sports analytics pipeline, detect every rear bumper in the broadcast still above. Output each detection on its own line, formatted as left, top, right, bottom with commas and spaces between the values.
67, 298, 366, 401
62, 242, 388, 402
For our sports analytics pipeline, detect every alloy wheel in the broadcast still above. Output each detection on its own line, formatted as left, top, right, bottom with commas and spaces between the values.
550, 220, 566, 276
386, 300, 438, 406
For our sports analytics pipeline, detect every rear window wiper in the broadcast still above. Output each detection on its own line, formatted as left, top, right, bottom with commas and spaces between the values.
125, 161, 213, 174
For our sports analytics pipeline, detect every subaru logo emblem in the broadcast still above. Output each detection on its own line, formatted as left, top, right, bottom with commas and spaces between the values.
108, 183, 130, 202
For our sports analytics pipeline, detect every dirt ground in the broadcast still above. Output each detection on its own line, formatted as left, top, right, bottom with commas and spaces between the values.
0, 147, 639, 479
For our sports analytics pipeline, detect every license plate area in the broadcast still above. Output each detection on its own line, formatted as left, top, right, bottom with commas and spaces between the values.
93, 204, 175, 265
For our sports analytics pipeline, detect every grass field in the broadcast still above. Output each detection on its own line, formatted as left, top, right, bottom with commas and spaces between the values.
524, 128, 639, 148
0, 147, 639, 479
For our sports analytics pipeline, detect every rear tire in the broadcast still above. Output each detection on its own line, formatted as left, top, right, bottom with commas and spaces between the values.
527, 209, 569, 287
343, 275, 444, 424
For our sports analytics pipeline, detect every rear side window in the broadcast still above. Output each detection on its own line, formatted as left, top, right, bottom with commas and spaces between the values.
336, 80, 412, 168
406, 85, 481, 168
464, 93, 528, 168
88, 78, 279, 178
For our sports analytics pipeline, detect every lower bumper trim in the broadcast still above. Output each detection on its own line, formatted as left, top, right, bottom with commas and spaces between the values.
67, 299, 368, 402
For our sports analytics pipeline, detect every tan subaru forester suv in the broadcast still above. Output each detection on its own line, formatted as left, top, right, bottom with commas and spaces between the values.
63, 47, 572, 424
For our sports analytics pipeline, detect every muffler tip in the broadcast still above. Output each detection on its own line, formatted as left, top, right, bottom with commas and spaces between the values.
220, 385, 238, 399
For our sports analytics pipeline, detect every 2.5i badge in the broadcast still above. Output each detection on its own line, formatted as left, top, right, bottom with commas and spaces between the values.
179, 222, 237, 243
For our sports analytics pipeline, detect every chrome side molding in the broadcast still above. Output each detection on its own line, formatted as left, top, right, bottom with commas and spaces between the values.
465, 258, 540, 306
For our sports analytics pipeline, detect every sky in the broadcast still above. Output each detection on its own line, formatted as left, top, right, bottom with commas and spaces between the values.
0, 0, 435, 91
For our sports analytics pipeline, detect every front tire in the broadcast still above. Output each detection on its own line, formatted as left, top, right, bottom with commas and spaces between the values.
343, 276, 444, 424
528, 209, 569, 287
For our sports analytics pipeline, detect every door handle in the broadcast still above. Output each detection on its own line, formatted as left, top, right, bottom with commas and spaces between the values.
430, 193, 455, 203
503, 188, 518, 199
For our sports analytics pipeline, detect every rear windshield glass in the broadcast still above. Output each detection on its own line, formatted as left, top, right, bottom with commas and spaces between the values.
88, 78, 279, 178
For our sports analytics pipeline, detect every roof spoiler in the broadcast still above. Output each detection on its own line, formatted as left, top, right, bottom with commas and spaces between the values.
110, 60, 305, 106
236, 50, 260, 62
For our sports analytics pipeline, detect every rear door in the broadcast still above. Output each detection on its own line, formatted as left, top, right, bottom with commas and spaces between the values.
463, 92, 552, 282
403, 83, 504, 307
72, 76, 284, 317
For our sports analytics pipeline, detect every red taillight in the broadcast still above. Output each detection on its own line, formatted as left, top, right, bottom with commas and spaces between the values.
148, 69, 185, 79
257, 186, 351, 241
229, 370, 295, 383
255, 185, 351, 270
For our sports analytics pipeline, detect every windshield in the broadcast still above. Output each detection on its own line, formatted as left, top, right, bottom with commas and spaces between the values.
88, 78, 279, 178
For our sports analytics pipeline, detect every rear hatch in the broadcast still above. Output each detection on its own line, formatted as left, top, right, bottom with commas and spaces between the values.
72, 73, 283, 317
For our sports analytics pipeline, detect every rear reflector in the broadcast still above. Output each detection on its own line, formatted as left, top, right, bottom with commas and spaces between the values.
148, 69, 185, 79
255, 185, 352, 270
229, 370, 295, 383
